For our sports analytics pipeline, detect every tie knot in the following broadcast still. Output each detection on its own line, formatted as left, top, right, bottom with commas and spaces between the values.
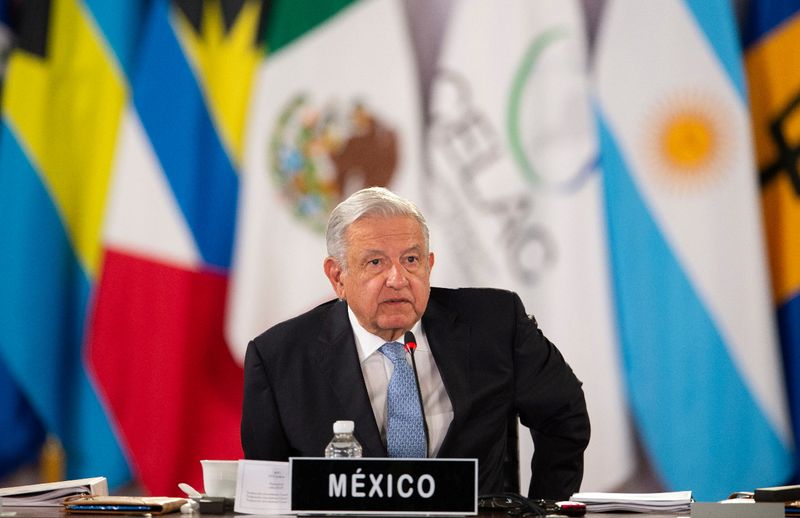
380, 342, 406, 363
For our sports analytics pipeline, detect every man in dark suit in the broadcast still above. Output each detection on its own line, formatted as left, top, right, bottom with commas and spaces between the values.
241, 187, 590, 500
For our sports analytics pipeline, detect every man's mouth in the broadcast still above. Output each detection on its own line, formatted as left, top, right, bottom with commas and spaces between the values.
381, 298, 411, 305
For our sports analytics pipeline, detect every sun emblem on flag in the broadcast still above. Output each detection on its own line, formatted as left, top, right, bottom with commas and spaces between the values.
269, 94, 399, 233
645, 90, 732, 189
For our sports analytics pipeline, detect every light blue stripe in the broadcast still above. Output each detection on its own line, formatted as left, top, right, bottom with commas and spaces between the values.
83, 0, 149, 82
132, 0, 238, 270
0, 122, 131, 487
597, 113, 792, 500
685, 0, 747, 100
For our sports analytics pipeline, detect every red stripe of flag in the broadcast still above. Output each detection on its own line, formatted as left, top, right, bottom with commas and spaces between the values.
87, 248, 243, 495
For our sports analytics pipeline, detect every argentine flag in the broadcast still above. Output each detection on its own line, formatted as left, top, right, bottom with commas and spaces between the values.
593, 0, 793, 499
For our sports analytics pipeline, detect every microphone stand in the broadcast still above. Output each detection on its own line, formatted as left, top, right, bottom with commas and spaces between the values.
404, 331, 430, 457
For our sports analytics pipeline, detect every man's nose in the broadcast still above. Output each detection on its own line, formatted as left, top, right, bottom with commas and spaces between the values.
385, 263, 409, 288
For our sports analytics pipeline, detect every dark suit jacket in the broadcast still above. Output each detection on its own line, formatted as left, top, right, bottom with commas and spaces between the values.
241, 287, 590, 500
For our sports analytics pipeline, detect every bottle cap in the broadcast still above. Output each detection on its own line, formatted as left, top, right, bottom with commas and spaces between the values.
333, 420, 355, 434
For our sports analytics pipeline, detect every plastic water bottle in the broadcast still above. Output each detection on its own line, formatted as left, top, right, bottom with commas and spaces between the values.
324, 420, 363, 458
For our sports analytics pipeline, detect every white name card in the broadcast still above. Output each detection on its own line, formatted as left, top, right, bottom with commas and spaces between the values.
234, 460, 291, 515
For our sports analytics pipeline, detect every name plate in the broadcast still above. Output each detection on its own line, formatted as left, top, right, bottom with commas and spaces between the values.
289, 457, 477, 515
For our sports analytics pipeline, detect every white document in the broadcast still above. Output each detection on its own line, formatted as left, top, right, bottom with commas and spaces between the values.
571, 491, 693, 513
234, 459, 291, 515
0, 476, 108, 507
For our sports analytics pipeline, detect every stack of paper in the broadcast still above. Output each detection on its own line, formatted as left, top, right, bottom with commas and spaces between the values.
0, 477, 108, 507
570, 491, 693, 513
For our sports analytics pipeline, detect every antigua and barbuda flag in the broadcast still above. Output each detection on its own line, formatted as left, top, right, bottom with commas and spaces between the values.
227, 0, 424, 361
594, 0, 794, 499
423, 0, 631, 492
87, 0, 262, 495
744, 0, 800, 479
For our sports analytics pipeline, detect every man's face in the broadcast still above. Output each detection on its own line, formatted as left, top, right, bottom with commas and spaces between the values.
324, 215, 434, 342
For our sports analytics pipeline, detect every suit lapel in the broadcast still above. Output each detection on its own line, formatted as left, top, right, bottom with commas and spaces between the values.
422, 296, 471, 454
316, 301, 386, 457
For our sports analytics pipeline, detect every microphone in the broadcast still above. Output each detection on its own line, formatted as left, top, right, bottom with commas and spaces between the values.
404, 330, 429, 457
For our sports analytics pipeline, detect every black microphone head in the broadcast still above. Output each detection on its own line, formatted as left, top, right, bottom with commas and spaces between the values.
404, 330, 417, 352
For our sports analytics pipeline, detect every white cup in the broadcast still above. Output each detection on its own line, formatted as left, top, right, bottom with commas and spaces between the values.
200, 460, 239, 498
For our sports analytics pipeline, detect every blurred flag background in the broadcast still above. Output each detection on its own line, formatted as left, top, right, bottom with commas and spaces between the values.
594, 0, 791, 499
743, 0, 800, 482
423, 0, 631, 493
0, 0, 797, 501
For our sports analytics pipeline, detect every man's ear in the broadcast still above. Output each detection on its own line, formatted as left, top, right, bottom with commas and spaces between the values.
324, 257, 346, 300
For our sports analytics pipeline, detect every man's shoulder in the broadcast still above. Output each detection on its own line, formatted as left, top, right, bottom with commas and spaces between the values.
251, 298, 341, 347
430, 286, 519, 305
429, 286, 522, 318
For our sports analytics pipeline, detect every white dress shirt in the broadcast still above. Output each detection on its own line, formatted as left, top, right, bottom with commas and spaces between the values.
348, 307, 454, 457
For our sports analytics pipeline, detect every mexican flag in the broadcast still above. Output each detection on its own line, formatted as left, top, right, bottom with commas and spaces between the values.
227, 0, 424, 361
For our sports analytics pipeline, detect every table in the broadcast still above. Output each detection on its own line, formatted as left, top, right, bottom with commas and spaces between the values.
2, 508, 682, 518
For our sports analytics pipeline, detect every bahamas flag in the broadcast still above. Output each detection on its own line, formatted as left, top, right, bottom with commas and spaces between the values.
0, 0, 46, 479
744, 0, 800, 478
87, 0, 261, 495
593, 0, 793, 499
228, 0, 423, 361
0, 0, 146, 487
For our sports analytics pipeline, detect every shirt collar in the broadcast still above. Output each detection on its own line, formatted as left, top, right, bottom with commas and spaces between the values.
347, 306, 424, 362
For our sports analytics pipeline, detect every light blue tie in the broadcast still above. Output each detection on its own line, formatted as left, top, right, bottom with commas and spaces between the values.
380, 341, 427, 458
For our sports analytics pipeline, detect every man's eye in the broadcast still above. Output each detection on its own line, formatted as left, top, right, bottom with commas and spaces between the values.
369, 259, 381, 266
406, 256, 418, 263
